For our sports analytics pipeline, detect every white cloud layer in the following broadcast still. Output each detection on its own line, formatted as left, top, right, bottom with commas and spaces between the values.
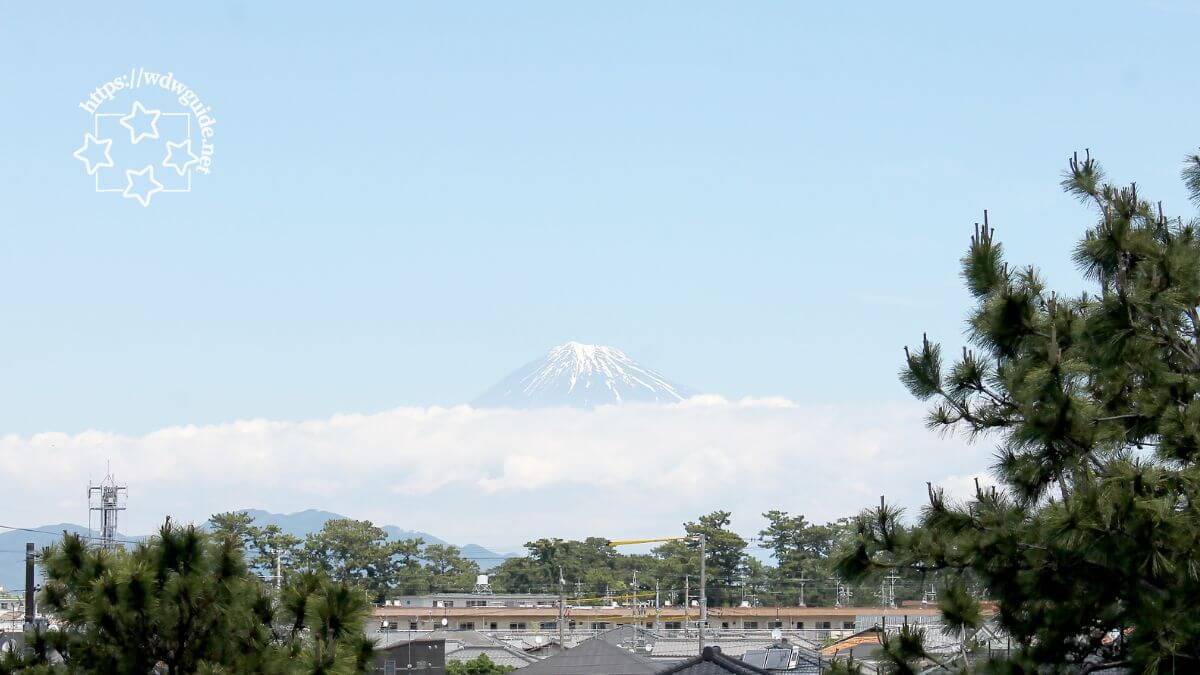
4, 398, 995, 551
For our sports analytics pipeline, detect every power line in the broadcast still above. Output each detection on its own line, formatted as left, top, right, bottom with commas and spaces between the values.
0, 523, 141, 546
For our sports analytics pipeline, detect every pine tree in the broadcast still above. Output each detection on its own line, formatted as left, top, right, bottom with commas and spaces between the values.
12, 520, 374, 674
838, 150, 1200, 672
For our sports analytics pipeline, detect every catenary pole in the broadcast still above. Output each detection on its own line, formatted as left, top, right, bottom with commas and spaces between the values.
558, 566, 566, 648
698, 534, 706, 655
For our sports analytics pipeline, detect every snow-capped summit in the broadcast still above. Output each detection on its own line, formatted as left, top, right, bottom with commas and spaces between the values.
473, 342, 693, 408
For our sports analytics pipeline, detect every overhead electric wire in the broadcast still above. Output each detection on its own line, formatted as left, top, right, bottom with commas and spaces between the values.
0, 523, 141, 546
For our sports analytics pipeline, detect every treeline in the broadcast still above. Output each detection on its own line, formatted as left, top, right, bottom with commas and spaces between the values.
489, 510, 934, 607
213, 509, 937, 608
208, 512, 481, 601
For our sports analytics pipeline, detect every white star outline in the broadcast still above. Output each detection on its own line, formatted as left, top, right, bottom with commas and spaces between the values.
122, 165, 164, 207
119, 101, 161, 144
72, 132, 114, 175
162, 139, 201, 176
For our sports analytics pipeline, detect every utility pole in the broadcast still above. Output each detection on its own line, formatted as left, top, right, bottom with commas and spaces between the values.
654, 580, 661, 630
632, 570, 638, 614
275, 553, 282, 591
797, 573, 810, 608
698, 533, 707, 655
832, 576, 851, 608
885, 572, 901, 608
558, 566, 566, 648
684, 575, 690, 629
24, 543, 34, 630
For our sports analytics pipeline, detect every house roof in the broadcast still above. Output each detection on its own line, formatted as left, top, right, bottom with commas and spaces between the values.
819, 628, 883, 658
515, 635, 667, 675
375, 628, 497, 648
659, 647, 772, 675
446, 644, 538, 668
596, 625, 660, 649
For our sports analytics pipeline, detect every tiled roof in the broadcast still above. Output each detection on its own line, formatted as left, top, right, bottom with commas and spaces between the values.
446, 644, 538, 668
660, 647, 773, 675
516, 636, 667, 675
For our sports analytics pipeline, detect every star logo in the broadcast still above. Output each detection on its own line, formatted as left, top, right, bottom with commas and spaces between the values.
72, 133, 114, 175
162, 139, 201, 176
119, 101, 161, 144
122, 165, 164, 207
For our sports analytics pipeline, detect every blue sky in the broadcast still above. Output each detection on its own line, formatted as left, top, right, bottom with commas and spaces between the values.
0, 2, 1198, 540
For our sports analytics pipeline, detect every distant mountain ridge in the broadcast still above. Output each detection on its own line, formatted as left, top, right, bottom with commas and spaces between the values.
225, 509, 516, 569
239, 509, 445, 545
0, 523, 129, 594
0, 510, 515, 591
474, 341, 693, 408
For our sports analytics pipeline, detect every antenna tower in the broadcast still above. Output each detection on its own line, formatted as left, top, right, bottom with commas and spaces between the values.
87, 465, 127, 552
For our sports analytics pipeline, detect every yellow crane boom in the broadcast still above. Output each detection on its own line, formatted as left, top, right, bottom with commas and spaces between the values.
607, 535, 693, 546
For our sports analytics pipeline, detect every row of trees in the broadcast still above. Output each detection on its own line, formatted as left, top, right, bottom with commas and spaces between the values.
488, 510, 932, 607
208, 512, 481, 601
211, 509, 930, 609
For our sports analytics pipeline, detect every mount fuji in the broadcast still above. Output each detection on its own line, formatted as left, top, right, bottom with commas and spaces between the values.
473, 342, 694, 408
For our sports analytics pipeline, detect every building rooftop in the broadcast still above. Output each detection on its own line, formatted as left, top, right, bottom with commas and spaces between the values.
516, 636, 667, 675
372, 605, 942, 618
661, 646, 773, 675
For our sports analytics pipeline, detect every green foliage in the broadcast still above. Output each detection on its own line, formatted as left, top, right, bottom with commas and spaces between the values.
655, 511, 748, 606
489, 511, 908, 607
825, 659, 865, 675
300, 519, 404, 599
877, 625, 934, 675
839, 150, 1200, 672
205, 512, 481, 602
490, 511, 756, 605
14, 520, 373, 674
446, 654, 515, 675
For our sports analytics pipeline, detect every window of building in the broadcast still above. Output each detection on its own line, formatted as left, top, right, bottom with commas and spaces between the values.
769, 621, 783, 629
459, 622, 475, 630
843, 621, 855, 629
509, 622, 527, 630
489, 622, 498, 630
664, 621, 682, 630
539, 622, 557, 630
817, 621, 832, 629
409, 621, 419, 630
466, 600, 488, 607
443, 601, 454, 607
721, 622, 730, 629
590, 622, 609, 630
795, 621, 805, 629
569, 621, 577, 629
744, 621, 759, 629
644, 622, 653, 628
